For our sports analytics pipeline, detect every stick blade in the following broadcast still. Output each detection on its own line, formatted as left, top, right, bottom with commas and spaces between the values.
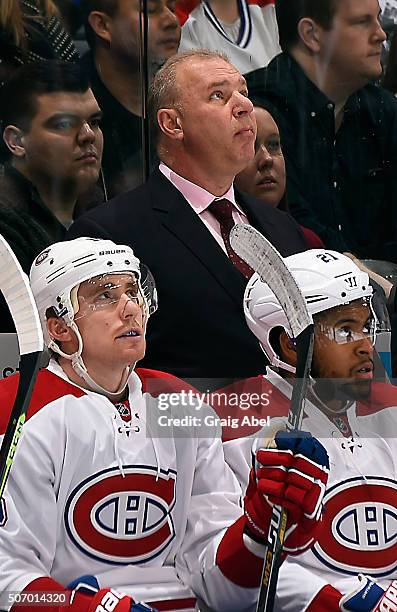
0, 234, 43, 355
230, 224, 313, 338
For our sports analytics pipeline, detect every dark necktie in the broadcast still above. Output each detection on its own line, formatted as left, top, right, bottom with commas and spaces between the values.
208, 199, 254, 279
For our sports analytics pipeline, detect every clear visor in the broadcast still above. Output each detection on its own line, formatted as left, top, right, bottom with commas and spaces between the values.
314, 297, 378, 346
140, 264, 158, 316
371, 286, 391, 333
73, 267, 157, 321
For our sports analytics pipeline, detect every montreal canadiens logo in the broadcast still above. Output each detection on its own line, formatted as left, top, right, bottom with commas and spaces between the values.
313, 477, 397, 577
65, 465, 176, 564
34, 249, 50, 266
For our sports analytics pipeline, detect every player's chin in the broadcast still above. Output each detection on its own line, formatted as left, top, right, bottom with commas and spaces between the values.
341, 379, 372, 400
116, 341, 145, 365
130, 341, 146, 362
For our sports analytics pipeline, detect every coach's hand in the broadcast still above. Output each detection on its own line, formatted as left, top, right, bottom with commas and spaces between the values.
244, 429, 329, 554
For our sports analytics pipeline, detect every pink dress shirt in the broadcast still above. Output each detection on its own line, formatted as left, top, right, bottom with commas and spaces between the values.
159, 162, 249, 254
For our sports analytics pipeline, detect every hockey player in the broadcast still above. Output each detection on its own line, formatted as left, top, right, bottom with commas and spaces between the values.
227, 249, 397, 611
0, 237, 330, 612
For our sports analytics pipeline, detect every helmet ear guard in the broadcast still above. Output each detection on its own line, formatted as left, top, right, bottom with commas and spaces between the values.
244, 249, 373, 373
140, 264, 158, 320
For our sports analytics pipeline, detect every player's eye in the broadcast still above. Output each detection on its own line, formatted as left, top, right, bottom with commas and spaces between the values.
335, 326, 354, 342
362, 320, 376, 336
93, 285, 120, 304
126, 289, 140, 302
96, 290, 113, 301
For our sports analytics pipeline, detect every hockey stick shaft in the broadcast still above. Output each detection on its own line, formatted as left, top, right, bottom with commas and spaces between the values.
0, 234, 43, 513
230, 224, 314, 612
0, 352, 42, 498
256, 325, 314, 611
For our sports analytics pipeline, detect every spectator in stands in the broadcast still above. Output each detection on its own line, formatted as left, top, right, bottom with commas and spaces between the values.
382, 28, 397, 94
175, 0, 199, 27
0, 60, 103, 276
53, 0, 84, 36
246, 0, 397, 262
80, 0, 181, 197
235, 105, 324, 248
66, 50, 307, 386
179, 0, 280, 74
0, 0, 78, 86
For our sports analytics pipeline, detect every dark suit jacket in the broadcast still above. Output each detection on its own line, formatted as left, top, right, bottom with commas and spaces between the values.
66, 169, 307, 386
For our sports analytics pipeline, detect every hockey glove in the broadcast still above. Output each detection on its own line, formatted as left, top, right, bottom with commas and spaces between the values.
244, 429, 329, 554
67, 576, 157, 612
340, 575, 397, 611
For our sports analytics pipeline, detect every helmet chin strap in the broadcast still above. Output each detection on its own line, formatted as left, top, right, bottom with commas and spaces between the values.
273, 355, 296, 374
71, 356, 132, 400
49, 320, 133, 400
308, 376, 353, 415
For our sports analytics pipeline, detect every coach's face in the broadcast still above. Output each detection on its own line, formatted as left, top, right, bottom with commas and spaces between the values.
176, 57, 256, 178
316, 0, 385, 89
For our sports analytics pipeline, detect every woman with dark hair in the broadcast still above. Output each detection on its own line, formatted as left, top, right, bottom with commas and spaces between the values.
0, 0, 78, 84
235, 105, 324, 248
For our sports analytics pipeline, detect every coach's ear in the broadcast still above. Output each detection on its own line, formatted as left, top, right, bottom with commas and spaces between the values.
279, 330, 297, 369
157, 109, 184, 141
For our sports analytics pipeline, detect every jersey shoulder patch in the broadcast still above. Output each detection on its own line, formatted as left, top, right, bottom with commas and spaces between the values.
0, 368, 86, 434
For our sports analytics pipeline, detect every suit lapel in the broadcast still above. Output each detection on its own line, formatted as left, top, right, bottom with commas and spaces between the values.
148, 171, 247, 305
236, 189, 276, 240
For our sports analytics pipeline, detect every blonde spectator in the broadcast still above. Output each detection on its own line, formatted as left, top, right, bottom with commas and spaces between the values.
0, 0, 78, 84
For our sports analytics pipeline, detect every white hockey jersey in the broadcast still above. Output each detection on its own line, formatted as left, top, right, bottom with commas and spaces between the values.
179, 0, 281, 75
221, 369, 397, 611
0, 361, 261, 612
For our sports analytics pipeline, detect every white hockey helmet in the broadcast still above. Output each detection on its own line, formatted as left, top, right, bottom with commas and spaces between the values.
244, 249, 373, 373
30, 237, 158, 396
